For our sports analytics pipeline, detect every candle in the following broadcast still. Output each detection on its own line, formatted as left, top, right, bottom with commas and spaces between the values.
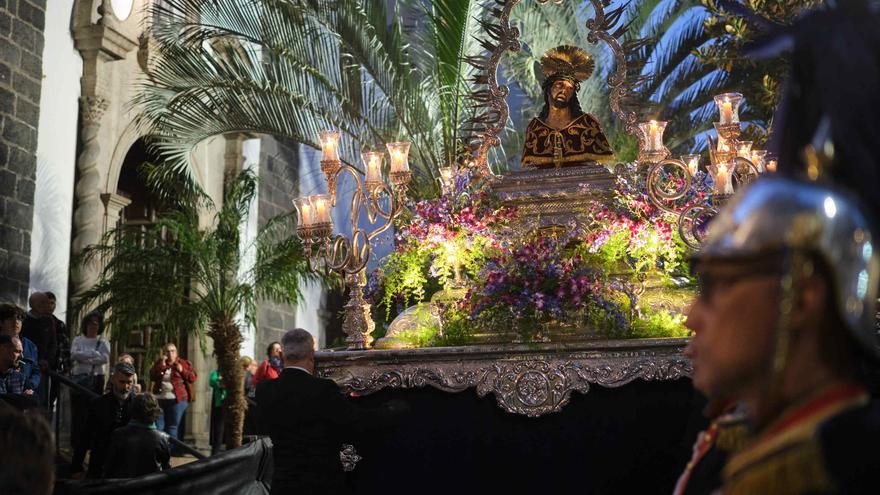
362, 151, 384, 184
750, 150, 767, 172
386, 141, 411, 173
311, 194, 331, 225
649, 121, 658, 146
714, 93, 743, 125
294, 197, 314, 227
714, 163, 733, 194
717, 135, 730, 153
765, 159, 777, 173
720, 100, 733, 124
736, 141, 753, 159
438, 166, 454, 190
638, 120, 667, 152
317, 130, 340, 162
681, 154, 700, 176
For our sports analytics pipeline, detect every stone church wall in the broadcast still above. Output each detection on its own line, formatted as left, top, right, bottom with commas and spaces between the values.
0, 0, 46, 304
255, 136, 301, 356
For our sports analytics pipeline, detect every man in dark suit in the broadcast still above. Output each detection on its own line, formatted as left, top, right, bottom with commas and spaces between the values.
257, 328, 404, 494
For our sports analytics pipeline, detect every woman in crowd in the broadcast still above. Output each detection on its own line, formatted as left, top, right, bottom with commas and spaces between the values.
103, 392, 172, 478
149, 342, 196, 441
253, 341, 282, 386
241, 355, 258, 436
69, 311, 110, 469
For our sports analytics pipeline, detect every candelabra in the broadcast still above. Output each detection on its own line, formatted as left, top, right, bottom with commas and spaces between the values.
295, 132, 412, 350
639, 93, 774, 249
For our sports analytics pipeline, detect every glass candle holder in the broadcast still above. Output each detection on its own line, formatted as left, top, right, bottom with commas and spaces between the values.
714, 92, 743, 125
318, 130, 340, 162
294, 197, 314, 228
362, 151, 384, 186
386, 141, 411, 173
681, 154, 701, 176
638, 120, 667, 152
310, 194, 332, 225
438, 166, 455, 191
710, 162, 734, 195
749, 150, 767, 172
736, 141, 753, 159
765, 152, 778, 173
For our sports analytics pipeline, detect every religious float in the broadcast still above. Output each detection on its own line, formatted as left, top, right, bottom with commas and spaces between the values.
290, 0, 772, 490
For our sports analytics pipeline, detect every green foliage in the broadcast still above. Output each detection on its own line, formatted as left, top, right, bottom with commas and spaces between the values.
697, 0, 824, 145
373, 232, 497, 322
375, 247, 433, 319
138, 0, 489, 198
73, 169, 313, 359
631, 308, 691, 338
606, 129, 640, 163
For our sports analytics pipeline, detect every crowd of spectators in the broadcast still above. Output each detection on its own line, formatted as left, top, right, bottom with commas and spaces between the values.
0, 298, 208, 484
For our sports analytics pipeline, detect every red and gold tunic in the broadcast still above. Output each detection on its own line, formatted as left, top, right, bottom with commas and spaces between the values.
721, 383, 872, 495
521, 113, 615, 168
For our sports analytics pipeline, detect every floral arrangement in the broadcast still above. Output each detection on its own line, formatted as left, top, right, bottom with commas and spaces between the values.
366, 168, 515, 321
582, 172, 692, 278
465, 236, 632, 336
366, 165, 696, 346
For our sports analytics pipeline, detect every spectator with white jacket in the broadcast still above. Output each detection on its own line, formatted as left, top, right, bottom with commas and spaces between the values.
69, 311, 111, 476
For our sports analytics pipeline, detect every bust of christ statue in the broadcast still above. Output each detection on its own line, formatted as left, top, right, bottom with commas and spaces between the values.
521, 45, 615, 169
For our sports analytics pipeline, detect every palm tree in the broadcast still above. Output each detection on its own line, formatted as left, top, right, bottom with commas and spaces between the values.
137, 0, 487, 199
618, 0, 729, 154
74, 168, 312, 448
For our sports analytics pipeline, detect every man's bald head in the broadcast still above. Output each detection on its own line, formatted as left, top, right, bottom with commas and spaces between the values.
27, 293, 49, 315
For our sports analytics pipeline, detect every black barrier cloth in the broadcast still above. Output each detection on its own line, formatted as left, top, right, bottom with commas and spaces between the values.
347, 378, 707, 495
54, 379, 706, 495
54, 436, 273, 495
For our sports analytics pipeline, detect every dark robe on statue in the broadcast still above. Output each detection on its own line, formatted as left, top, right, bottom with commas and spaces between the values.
521, 113, 615, 168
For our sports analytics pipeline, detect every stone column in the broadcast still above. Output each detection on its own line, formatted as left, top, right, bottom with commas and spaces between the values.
70, 96, 110, 295
185, 333, 213, 453
70, 8, 136, 296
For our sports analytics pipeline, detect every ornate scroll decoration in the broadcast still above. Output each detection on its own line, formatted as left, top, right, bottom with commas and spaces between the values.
462, 1, 521, 176
584, 0, 644, 142
465, 0, 648, 173
340, 444, 362, 472
318, 339, 691, 417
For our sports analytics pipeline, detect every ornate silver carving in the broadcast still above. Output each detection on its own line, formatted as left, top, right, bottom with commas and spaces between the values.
585, 0, 640, 140
491, 165, 615, 232
467, 0, 520, 176
340, 444, 362, 472
317, 339, 691, 417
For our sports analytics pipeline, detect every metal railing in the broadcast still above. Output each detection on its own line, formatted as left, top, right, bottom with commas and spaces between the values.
47, 370, 207, 460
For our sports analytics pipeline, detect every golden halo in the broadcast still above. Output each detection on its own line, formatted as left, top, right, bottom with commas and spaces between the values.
540, 45, 595, 82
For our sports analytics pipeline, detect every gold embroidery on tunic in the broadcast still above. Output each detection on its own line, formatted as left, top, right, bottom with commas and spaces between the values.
521, 113, 615, 168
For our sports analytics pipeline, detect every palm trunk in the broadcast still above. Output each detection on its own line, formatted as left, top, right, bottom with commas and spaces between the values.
209, 320, 246, 449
